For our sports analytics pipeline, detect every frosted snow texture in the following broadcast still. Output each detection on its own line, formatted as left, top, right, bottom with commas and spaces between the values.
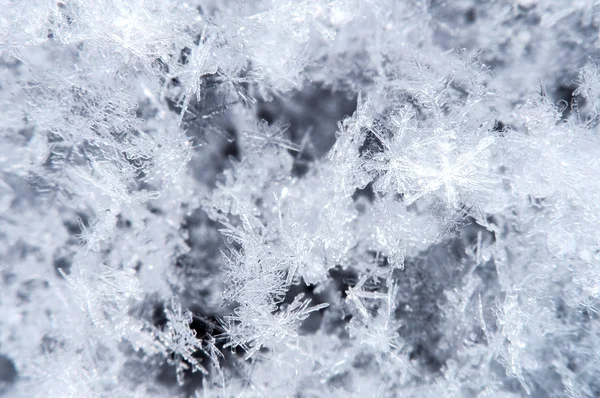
2, 0, 600, 397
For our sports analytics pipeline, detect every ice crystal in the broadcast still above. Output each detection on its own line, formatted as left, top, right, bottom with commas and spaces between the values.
2, 1, 600, 397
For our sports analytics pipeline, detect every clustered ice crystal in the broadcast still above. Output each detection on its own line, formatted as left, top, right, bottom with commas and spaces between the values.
2, 1, 600, 397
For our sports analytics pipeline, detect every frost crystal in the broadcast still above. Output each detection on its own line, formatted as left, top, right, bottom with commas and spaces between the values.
2, 1, 600, 397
